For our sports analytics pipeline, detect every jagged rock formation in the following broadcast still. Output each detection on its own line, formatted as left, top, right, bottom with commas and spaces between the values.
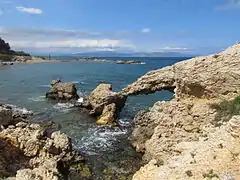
80, 83, 127, 125
123, 44, 240, 99
0, 104, 33, 127
126, 44, 240, 180
0, 105, 91, 180
133, 116, 240, 180
46, 80, 79, 101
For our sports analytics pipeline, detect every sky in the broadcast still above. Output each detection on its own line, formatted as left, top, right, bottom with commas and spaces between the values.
0, 0, 240, 55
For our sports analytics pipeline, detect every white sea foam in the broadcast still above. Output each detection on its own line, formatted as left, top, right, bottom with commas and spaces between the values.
77, 97, 84, 103
28, 96, 45, 102
7, 104, 33, 115
75, 126, 127, 155
53, 103, 74, 112
40, 84, 51, 88
71, 81, 79, 84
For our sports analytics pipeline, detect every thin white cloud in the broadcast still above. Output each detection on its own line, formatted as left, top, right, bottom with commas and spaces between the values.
0, 27, 135, 53
162, 47, 189, 51
16, 6, 42, 14
141, 28, 151, 33
9, 39, 125, 48
148, 46, 191, 53
216, 0, 240, 10
0, 10, 3, 16
2, 0, 13, 4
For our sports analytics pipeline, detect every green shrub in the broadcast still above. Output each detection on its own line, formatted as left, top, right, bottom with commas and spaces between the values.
211, 96, 240, 126
0, 37, 30, 57
0, 54, 13, 61
213, 54, 220, 58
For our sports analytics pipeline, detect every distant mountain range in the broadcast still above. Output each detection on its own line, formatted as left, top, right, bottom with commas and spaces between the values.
72, 51, 195, 57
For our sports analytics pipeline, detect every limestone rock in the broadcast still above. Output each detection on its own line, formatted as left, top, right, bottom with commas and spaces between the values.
0, 104, 32, 127
0, 105, 13, 126
123, 44, 240, 99
128, 44, 240, 179
130, 99, 216, 162
46, 80, 79, 101
82, 83, 127, 125
96, 103, 116, 125
0, 119, 90, 180
133, 119, 240, 180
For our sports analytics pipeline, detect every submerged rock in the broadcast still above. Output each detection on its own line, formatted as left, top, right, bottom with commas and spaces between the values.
81, 83, 127, 125
46, 80, 79, 101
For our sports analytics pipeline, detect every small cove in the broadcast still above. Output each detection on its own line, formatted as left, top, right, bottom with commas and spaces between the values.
0, 57, 185, 179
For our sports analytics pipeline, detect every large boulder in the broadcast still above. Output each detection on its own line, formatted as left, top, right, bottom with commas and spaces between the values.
46, 80, 79, 101
82, 84, 127, 125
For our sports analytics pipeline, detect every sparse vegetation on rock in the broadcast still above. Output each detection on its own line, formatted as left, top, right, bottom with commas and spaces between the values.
126, 43, 240, 180
211, 96, 240, 126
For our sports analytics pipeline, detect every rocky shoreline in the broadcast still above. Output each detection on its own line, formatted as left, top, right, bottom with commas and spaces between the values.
2, 37, 240, 180
1, 55, 145, 65
0, 104, 91, 180
123, 43, 240, 179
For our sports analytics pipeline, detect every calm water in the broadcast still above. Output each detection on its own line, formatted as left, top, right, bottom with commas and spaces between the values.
0, 57, 189, 178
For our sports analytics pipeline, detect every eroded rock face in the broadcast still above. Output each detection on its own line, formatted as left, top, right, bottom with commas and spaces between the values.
0, 104, 32, 127
124, 44, 240, 99
0, 105, 12, 126
133, 116, 240, 180
130, 99, 217, 163
128, 44, 240, 179
46, 80, 79, 101
0, 107, 91, 180
82, 84, 127, 125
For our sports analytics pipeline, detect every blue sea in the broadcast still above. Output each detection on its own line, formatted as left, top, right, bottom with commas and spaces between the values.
0, 57, 189, 178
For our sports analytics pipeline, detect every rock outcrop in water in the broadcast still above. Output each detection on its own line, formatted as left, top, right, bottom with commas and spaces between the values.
0, 105, 91, 180
46, 80, 79, 101
80, 83, 127, 125
125, 44, 240, 179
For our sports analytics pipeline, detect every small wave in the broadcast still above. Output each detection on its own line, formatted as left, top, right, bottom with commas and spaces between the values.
72, 81, 85, 85
53, 103, 74, 112
28, 96, 45, 102
7, 104, 33, 115
77, 97, 84, 103
140, 62, 146, 65
40, 84, 51, 88
71, 81, 79, 84
74, 126, 128, 155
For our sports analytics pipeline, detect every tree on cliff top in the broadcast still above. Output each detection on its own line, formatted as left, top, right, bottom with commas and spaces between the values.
0, 37, 30, 56
0, 38, 11, 53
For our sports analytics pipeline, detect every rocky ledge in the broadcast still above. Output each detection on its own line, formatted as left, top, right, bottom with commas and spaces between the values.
46, 80, 79, 102
125, 44, 240, 179
79, 83, 127, 125
0, 105, 91, 180
123, 44, 240, 99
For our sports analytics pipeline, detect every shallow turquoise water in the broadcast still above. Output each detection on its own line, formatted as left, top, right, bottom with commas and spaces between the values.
0, 57, 188, 178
